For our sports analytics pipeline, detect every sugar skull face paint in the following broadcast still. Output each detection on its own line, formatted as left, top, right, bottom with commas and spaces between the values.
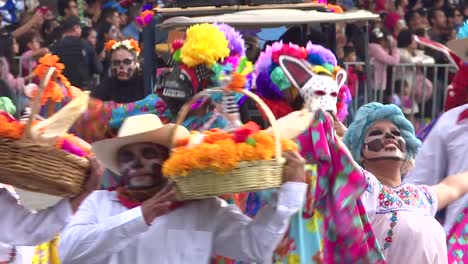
117, 143, 169, 189
111, 49, 137, 81
362, 120, 407, 161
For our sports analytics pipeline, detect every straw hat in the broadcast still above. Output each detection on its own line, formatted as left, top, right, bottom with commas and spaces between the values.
92, 114, 190, 175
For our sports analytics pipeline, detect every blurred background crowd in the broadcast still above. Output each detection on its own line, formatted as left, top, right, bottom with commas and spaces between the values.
0, 0, 466, 129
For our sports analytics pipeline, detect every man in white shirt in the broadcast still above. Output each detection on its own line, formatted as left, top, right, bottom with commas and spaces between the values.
406, 103, 468, 232
0, 157, 103, 263
405, 44, 468, 232
58, 114, 307, 264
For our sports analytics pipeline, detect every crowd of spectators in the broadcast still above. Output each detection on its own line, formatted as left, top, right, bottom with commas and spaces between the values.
0, 0, 147, 118
336, 0, 467, 124
0, 0, 466, 124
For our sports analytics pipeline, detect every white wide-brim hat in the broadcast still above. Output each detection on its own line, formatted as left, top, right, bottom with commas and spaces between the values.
92, 114, 190, 175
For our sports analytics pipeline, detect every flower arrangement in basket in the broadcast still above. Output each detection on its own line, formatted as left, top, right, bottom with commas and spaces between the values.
0, 68, 91, 197
162, 71, 298, 200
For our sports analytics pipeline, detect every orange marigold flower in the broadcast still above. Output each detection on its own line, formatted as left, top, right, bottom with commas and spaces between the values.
129, 39, 141, 54
162, 124, 297, 177
105, 39, 118, 51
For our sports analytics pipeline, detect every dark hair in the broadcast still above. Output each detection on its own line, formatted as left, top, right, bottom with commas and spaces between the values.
343, 45, 356, 58
417, 7, 427, 17
126, 3, 141, 21
244, 35, 261, 62
57, 0, 75, 16
81, 26, 95, 39
394, 79, 408, 95
18, 30, 41, 54
62, 16, 81, 33
96, 22, 114, 53
428, 8, 443, 26
397, 29, 414, 48
0, 34, 19, 76
42, 19, 58, 35
404, 11, 418, 26
98, 7, 118, 24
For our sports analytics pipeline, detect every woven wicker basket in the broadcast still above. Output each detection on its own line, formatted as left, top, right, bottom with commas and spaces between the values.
0, 68, 89, 197
169, 88, 284, 200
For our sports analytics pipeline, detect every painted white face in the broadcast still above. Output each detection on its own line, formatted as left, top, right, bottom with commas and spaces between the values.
279, 55, 347, 114
362, 120, 407, 161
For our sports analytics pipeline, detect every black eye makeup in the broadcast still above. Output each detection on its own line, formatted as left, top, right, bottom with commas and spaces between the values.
111, 59, 133, 67
368, 130, 383, 136
118, 150, 134, 163
142, 147, 159, 159
391, 130, 401, 136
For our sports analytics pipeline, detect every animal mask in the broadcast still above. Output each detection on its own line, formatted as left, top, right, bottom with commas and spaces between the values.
279, 55, 347, 114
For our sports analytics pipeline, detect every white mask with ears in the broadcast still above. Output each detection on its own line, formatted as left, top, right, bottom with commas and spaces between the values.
278, 55, 347, 114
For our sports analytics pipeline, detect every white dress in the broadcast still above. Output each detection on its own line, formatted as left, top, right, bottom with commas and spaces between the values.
361, 171, 447, 264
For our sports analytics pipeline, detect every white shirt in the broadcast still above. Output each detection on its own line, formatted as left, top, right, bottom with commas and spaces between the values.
405, 104, 468, 232
58, 182, 307, 264
0, 187, 72, 262
362, 171, 447, 264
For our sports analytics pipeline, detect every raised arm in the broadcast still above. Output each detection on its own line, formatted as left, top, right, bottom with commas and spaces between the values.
432, 171, 468, 210
1, 190, 72, 246
0, 157, 102, 246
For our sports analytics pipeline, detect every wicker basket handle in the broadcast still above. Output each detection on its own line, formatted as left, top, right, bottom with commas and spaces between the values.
24, 67, 56, 140
171, 88, 283, 164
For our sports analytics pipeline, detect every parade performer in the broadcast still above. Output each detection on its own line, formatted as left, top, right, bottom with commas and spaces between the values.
0, 156, 102, 263
242, 41, 364, 263
342, 102, 468, 263
29, 24, 252, 146
58, 113, 307, 264
405, 21, 468, 263
91, 38, 145, 103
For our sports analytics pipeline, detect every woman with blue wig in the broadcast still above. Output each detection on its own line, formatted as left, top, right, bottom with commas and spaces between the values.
342, 102, 468, 263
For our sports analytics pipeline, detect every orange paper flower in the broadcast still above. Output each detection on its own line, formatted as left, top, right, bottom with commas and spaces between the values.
104, 39, 141, 54
162, 123, 298, 177
32, 54, 75, 105
105, 39, 118, 52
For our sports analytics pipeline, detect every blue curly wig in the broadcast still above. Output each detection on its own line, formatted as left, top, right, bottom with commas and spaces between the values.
342, 102, 421, 164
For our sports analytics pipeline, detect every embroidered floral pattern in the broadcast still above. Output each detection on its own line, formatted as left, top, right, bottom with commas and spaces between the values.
383, 211, 398, 250
378, 185, 433, 212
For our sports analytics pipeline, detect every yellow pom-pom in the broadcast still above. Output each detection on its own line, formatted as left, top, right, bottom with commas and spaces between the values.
180, 24, 230, 67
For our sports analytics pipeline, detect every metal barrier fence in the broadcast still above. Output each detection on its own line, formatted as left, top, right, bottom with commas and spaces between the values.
343, 62, 457, 130
1, 56, 458, 127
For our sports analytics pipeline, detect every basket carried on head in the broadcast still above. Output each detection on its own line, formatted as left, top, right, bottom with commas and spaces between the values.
166, 88, 287, 201
0, 68, 90, 197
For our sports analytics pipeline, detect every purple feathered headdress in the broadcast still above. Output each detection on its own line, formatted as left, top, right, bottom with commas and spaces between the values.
215, 24, 245, 57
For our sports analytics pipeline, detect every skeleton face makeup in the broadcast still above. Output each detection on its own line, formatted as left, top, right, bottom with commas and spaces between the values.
362, 120, 407, 161
117, 143, 169, 189
111, 49, 137, 81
